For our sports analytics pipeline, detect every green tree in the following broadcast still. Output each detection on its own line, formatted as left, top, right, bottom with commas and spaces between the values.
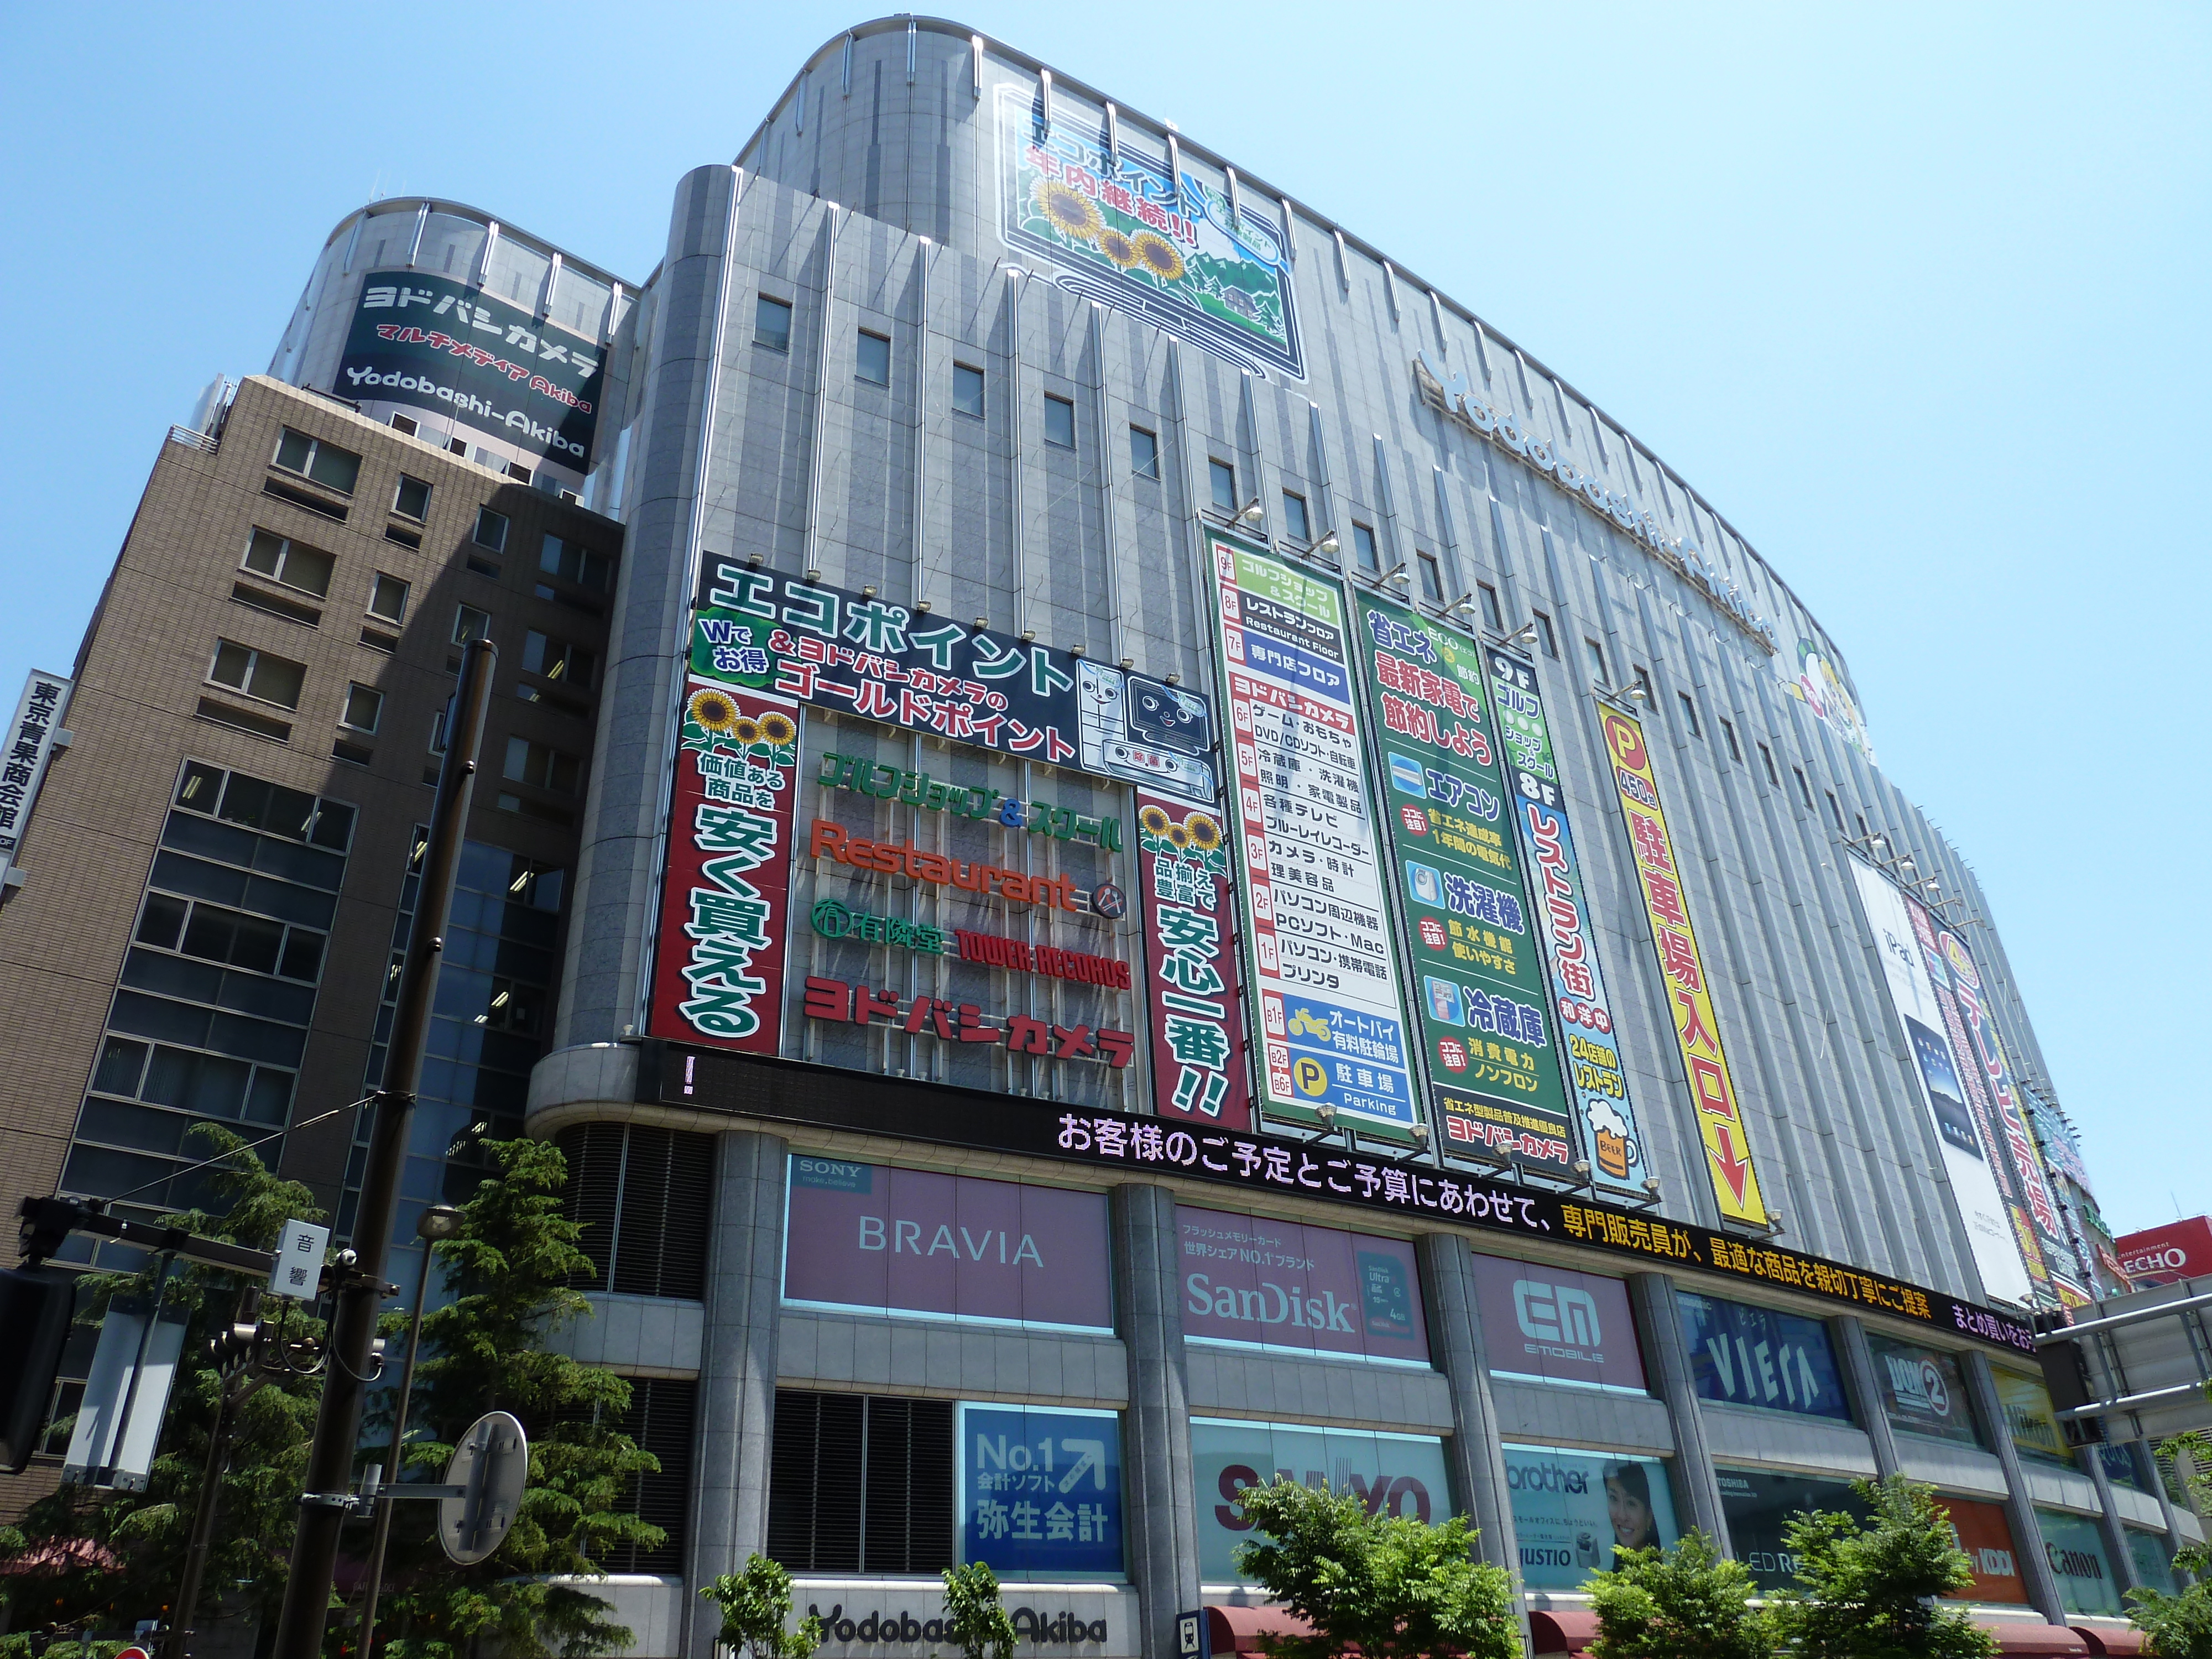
1766, 1473, 1997, 1659
940, 1562, 1015, 1659
0, 1129, 326, 1657
364, 1137, 664, 1659
699, 1554, 822, 1659
1586, 1529, 1767, 1659
1230, 1478, 1519, 1659
2126, 1413, 2212, 1656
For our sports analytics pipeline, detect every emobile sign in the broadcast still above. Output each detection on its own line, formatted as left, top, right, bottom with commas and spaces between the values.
1468, 1251, 1642, 1391
2116, 1217, 2212, 1287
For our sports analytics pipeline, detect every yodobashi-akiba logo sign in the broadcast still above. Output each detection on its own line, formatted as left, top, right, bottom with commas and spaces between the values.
1411, 353, 1776, 654
337, 272, 602, 466
800, 1600, 1113, 1648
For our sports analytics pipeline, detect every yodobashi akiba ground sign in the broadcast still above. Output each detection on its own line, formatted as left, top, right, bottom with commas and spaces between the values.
1348, 592, 1575, 1176
1204, 531, 1421, 1144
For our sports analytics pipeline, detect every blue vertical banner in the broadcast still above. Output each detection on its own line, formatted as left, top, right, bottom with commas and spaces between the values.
959, 1404, 1125, 1578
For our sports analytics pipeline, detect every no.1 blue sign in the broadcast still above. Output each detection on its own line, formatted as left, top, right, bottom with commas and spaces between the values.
958, 1404, 1124, 1577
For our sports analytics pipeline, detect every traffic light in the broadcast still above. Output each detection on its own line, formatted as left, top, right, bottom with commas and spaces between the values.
0, 1265, 77, 1474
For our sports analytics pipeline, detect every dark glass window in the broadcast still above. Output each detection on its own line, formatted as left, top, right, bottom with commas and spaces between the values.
1210, 460, 1238, 515
952, 363, 985, 418
756, 295, 794, 352
1129, 426, 1159, 479
1044, 393, 1076, 450
768, 1390, 956, 1574
856, 329, 891, 387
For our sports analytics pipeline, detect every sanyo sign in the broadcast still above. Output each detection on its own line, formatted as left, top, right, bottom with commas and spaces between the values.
1514, 1277, 1606, 1365
1410, 353, 1778, 654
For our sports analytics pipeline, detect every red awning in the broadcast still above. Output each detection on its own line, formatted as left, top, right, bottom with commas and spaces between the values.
1528, 1608, 1600, 1656
1204, 1606, 1315, 1654
2073, 1626, 2148, 1656
1971, 1620, 2094, 1656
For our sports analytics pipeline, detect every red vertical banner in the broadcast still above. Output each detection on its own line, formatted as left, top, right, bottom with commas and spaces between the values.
646, 680, 802, 1053
1136, 791, 1253, 1129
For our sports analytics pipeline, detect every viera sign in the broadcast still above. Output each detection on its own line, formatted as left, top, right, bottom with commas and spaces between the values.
1411, 352, 1777, 652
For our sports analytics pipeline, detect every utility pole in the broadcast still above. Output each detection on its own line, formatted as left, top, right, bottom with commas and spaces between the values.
269, 638, 497, 1659
166, 1287, 262, 1659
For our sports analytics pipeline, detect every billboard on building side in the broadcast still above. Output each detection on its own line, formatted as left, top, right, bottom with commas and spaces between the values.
996, 88, 1302, 380
1136, 791, 1252, 1130
1178, 1206, 1427, 1365
1848, 857, 2036, 1307
1486, 647, 1651, 1196
1204, 533, 1420, 1142
335, 270, 604, 471
1599, 708, 1768, 1225
0, 669, 71, 894
1348, 594, 1574, 1175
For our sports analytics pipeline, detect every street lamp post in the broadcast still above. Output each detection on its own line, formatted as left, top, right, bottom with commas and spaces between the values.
353, 1203, 465, 1659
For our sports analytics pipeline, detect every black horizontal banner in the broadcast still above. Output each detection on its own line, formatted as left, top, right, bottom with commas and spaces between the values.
640, 1040, 2036, 1357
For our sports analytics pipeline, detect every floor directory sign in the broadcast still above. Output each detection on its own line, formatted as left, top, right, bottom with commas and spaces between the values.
1348, 593, 1574, 1174
1204, 531, 1420, 1142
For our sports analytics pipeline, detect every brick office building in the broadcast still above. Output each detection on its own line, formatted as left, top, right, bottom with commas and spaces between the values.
0, 20, 2187, 1658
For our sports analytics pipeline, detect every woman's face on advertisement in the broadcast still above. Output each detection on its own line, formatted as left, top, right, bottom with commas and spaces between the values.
1606, 1475, 1652, 1547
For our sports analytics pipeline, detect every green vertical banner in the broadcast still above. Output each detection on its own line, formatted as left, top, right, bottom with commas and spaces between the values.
1348, 594, 1579, 1176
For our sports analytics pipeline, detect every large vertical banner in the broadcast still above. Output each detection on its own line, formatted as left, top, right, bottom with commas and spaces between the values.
1206, 533, 1420, 1142
1599, 709, 1769, 1226
1921, 910, 2084, 1305
1848, 858, 2035, 1306
0, 669, 71, 896
1486, 648, 1651, 1196
1136, 791, 1252, 1129
1347, 594, 1573, 1173
646, 683, 802, 1051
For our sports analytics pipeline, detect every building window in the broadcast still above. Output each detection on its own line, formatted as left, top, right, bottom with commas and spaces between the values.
1759, 743, 1781, 787
523, 630, 596, 688
592, 1377, 698, 1574
368, 573, 410, 624
1584, 637, 1609, 687
1351, 522, 1379, 572
1416, 551, 1445, 604
389, 413, 419, 437
1532, 611, 1558, 658
1130, 425, 1159, 479
1209, 459, 1238, 515
1719, 717, 1743, 763
1825, 790, 1846, 831
392, 475, 432, 520
855, 328, 890, 387
768, 1390, 956, 1574
539, 535, 613, 591
340, 685, 383, 734
472, 507, 509, 553
1043, 393, 1076, 450
207, 641, 305, 711
1477, 585, 1503, 631
1281, 491, 1311, 544
1628, 667, 1653, 702
503, 736, 580, 794
1677, 692, 1702, 737
1792, 765, 1814, 808
271, 427, 361, 494
1856, 811, 1871, 841
555, 1123, 714, 1298
755, 294, 794, 353
952, 362, 985, 418
241, 530, 333, 599
453, 604, 492, 645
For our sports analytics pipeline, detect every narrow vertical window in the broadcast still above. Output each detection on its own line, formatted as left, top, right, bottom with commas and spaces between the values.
952, 363, 985, 418
755, 295, 794, 352
1677, 692, 1701, 737
1281, 491, 1311, 543
1759, 743, 1781, 787
1043, 393, 1076, 450
1209, 459, 1238, 514
1533, 612, 1558, 659
1584, 638, 1609, 686
1416, 552, 1444, 604
1129, 426, 1160, 479
1477, 584, 1503, 631
1351, 523, 1379, 571
855, 329, 891, 386
1719, 717, 1743, 763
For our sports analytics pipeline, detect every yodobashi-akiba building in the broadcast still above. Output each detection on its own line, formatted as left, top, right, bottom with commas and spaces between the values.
254, 18, 2170, 1658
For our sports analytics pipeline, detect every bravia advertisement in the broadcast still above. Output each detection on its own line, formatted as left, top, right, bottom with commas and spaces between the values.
1204, 533, 1421, 1142
958, 1404, 1124, 1579
1714, 1468, 1870, 1592
1193, 1419, 1452, 1584
1677, 1291, 1851, 1421
997, 87, 1302, 380
782, 1156, 1114, 1332
1848, 857, 2036, 1307
336, 270, 603, 468
1485, 647, 1651, 1196
1600, 707, 1769, 1225
1348, 594, 1575, 1175
1469, 1252, 1644, 1392
1503, 1444, 1677, 1589
1178, 1206, 1427, 1364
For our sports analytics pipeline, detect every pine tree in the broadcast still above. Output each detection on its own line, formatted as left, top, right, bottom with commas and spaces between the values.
0, 1129, 326, 1657
1586, 1529, 1767, 1659
1230, 1478, 1520, 1659
1766, 1473, 1997, 1659
361, 1137, 664, 1659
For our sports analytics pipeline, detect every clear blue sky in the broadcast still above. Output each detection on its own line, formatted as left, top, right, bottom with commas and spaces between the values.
3, 4, 2204, 1237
